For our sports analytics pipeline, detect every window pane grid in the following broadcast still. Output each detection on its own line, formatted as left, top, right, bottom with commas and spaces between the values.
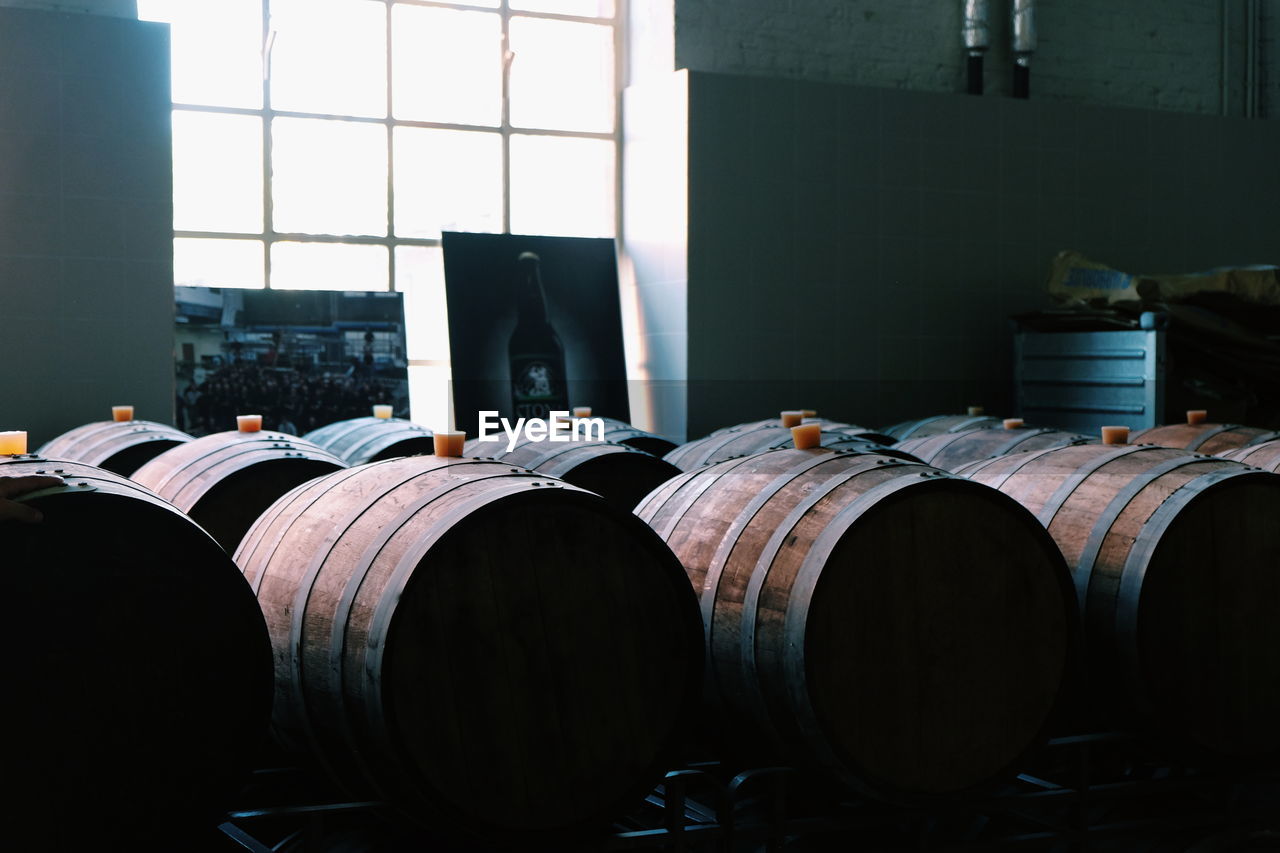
162, 0, 620, 291
173, 103, 615, 138
159, 0, 621, 424
393, 0, 612, 23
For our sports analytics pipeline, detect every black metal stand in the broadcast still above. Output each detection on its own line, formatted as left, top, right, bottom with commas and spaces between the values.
206, 733, 1280, 852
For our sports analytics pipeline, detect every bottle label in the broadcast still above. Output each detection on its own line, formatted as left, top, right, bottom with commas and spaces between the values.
511, 355, 567, 420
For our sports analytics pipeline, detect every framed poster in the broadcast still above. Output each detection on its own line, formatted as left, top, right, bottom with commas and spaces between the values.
174, 287, 409, 436
441, 232, 630, 437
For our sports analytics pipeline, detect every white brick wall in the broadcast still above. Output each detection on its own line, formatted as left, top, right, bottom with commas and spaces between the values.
673, 0, 1277, 117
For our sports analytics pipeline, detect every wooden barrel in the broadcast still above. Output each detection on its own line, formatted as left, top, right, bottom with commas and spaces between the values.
1, 456, 272, 846
897, 426, 1095, 472
821, 424, 899, 445
1217, 439, 1280, 472
881, 414, 1003, 441
1130, 422, 1280, 454
235, 456, 702, 842
594, 416, 679, 457
708, 416, 842, 436
708, 416, 896, 441
303, 416, 434, 465
132, 430, 345, 553
38, 419, 194, 476
637, 447, 1076, 797
957, 444, 1280, 757
463, 435, 682, 511
664, 426, 921, 472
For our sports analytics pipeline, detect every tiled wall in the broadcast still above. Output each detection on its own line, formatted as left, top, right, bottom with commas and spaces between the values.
0, 7, 173, 444
629, 70, 1280, 439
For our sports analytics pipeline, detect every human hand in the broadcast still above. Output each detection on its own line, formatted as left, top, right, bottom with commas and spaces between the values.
0, 475, 66, 523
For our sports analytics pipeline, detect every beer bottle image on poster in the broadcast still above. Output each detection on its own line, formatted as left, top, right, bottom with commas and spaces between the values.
441, 231, 630, 437
508, 251, 568, 419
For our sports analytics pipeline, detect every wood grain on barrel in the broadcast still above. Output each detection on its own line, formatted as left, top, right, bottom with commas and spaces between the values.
235, 456, 702, 839
1217, 439, 1280, 472
132, 430, 345, 552
704, 418, 896, 445
958, 444, 1280, 756
664, 427, 918, 472
637, 447, 1075, 796
594, 416, 679, 457
897, 426, 1095, 472
881, 414, 1002, 441
822, 425, 898, 445
1130, 422, 1280, 454
707, 417, 844, 436
463, 435, 682, 511
304, 416, 434, 465
38, 419, 193, 476
1, 456, 272, 844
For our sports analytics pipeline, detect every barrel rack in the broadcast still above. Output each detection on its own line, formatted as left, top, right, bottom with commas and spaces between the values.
201, 732, 1280, 852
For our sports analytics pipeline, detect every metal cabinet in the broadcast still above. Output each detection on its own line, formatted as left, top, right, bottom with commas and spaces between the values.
1015, 329, 1166, 433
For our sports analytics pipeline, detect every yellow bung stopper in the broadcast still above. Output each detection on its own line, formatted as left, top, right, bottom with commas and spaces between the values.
434, 431, 466, 457
0, 431, 28, 455
1101, 425, 1130, 445
791, 422, 822, 450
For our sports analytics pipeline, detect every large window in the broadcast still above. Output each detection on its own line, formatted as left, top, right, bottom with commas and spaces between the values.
138, 0, 621, 425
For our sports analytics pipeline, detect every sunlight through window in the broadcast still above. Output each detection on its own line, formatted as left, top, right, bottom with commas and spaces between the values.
394, 128, 503, 238
138, 0, 263, 109
171, 111, 263, 233
511, 135, 615, 237
392, 5, 502, 127
271, 118, 388, 237
174, 238, 265, 289
509, 16, 614, 133
271, 242, 389, 291
510, 0, 616, 16
268, 0, 387, 118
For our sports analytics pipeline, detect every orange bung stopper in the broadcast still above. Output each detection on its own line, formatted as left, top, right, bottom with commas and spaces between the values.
0, 430, 28, 455
1003, 418, 1025, 430
967, 405, 985, 416
572, 406, 592, 418
791, 422, 822, 450
372, 404, 393, 419
111, 405, 134, 422
1186, 409, 1208, 425
434, 431, 466, 457
1101, 425, 1130, 445
780, 410, 804, 428
236, 414, 263, 433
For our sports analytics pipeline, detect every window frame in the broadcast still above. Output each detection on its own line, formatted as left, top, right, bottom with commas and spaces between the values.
163, 0, 626, 292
